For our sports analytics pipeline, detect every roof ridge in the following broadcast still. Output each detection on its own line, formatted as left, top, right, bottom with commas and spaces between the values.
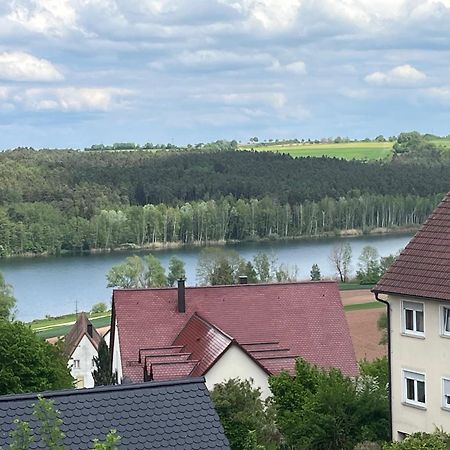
191, 313, 234, 340
0, 378, 206, 402
114, 279, 338, 293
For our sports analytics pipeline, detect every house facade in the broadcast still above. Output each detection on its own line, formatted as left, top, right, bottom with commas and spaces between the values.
110, 280, 358, 397
373, 191, 450, 440
64, 313, 102, 388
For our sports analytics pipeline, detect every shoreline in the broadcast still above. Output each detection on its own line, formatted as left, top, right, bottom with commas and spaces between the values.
1, 225, 419, 260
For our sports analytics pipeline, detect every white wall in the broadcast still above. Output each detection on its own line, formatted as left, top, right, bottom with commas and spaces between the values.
389, 295, 450, 439
111, 319, 123, 381
205, 344, 271, 399
69, 335, 97, 389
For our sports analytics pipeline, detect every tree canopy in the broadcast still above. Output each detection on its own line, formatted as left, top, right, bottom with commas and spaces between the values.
0, 272, 16, 321
0, 321, 73, 395
269, 358, 389, 449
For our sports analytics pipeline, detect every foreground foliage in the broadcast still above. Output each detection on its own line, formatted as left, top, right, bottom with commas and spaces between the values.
269, 358, 389, 449
211, 379, 281, 450
0, 321, 73, 395
383, 430, 450, 449
93, 338, 117, 387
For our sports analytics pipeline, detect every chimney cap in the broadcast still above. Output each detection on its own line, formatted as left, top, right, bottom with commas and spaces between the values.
238, 275, 248, 284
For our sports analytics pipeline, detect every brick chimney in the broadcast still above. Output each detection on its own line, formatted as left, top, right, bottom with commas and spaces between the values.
177, 279, 186, 313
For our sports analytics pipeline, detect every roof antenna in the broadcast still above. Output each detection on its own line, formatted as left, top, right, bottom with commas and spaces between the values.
75, 299, 78, 318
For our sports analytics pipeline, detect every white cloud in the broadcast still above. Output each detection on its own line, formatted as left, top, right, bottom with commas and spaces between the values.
14, 87, 132, 111
365, 64, 426, 86
7, 0, 79, 36
221, 0, 302, 30
271, 59, 306, 75
220, 91, 287, 109
0, 51, 63, 82
424, 87, 450, 104
339, 88, 369, 99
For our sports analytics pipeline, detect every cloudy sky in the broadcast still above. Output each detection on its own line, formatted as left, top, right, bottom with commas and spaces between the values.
1, 0, 450, 148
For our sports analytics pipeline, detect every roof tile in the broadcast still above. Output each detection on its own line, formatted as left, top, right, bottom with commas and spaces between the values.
113, 281, 358, 381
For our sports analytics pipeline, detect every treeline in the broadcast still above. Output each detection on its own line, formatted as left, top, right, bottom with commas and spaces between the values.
1, 147, 450, 208
0, 194, 440, 256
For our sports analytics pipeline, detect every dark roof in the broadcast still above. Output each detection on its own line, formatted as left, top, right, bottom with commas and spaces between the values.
64, 312, 102, 357
374, 192, 450, 300
0, 378, 230, 450
113, 281, 358, 382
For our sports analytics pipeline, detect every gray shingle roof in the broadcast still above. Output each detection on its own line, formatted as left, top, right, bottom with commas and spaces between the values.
0, 378, 230, 450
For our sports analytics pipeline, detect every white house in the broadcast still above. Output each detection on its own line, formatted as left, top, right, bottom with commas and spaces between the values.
374, 191, 450, 441
110, 279, 358, 398
64, 312, 102, 388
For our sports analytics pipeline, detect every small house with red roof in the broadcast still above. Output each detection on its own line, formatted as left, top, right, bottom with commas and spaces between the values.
110, 280, 358, 398
64, 312, 102, 389
373, 191, 450, 440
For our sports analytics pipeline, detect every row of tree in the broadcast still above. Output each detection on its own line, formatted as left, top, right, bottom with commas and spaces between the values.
2, 145, 450, 209
0, 194, 438, 256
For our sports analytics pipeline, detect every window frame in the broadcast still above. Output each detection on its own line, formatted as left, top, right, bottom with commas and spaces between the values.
442, 378, 450, 410
441, 306, 450, 337
402, 369, 426, 408
72, 359, 80, 369
401, 300, 425, 337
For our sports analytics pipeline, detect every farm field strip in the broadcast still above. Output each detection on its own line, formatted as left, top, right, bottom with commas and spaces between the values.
239, 141, 393, 160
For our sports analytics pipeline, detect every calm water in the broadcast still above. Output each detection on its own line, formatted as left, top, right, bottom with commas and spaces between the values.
0, 234, 413, 321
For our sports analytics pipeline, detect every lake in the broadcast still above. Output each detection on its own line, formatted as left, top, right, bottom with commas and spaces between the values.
0, 233, 413, 321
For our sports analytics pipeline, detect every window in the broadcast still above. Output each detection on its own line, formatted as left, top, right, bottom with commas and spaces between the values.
92, 357, 96, 368
402, 301, 424, 336
73, 359, 80, 369
443, 378, 450, 409
403, 370, 426, 407
442, 307, 450, 336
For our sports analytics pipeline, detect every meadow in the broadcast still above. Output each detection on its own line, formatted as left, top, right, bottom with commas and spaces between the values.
240, 141, 393, 160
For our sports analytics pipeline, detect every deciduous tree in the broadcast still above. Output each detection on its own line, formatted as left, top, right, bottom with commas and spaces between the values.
0, 272, 16, 321
210, 379, 280, 450
330, 242, 352, 282
93, 338, 117, 386
167, 256, 186, 287
0, 321, 73, 395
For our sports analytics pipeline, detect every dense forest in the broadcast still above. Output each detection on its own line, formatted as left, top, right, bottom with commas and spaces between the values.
0, 133, 447, 256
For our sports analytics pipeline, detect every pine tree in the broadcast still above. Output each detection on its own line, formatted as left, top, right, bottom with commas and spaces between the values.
93, 338, 117, 386
310, 264, 321, 281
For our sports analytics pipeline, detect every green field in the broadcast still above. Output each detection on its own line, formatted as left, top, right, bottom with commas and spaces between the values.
35, 315, 112, 339
30, 311, 110, 330
344, 302, 384, 312
431, 139, 450, 149
240, 142, 393, 160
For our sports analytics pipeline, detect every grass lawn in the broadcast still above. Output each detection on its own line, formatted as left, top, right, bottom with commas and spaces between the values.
339, 283, 374, 291
344, 302, 385, 312
30, 311, 110, 330
240, 142, 393, 161
431, 139, 450, 149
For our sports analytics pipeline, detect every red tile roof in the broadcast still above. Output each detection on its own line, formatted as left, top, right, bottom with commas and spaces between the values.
64, 312, 102, 357
173, 314, 233, 377
112, 281, 358, 383
374, 192, 450, 300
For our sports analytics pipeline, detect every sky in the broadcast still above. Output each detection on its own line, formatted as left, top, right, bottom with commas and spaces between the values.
1, 0, 450, 148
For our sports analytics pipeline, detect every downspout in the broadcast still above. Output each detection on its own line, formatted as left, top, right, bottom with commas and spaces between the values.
374, 291, 393, 442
